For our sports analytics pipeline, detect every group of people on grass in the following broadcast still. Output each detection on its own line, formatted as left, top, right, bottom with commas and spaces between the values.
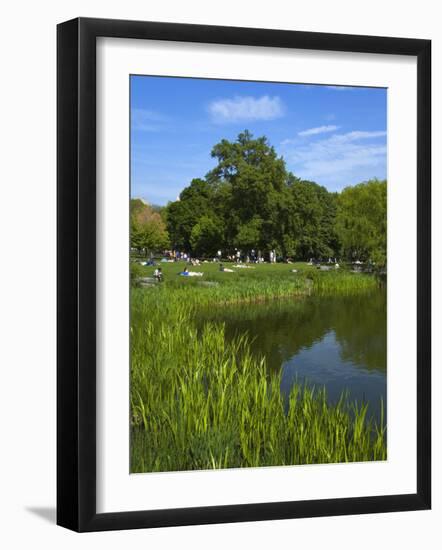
146, 250, 347, 284
162, 248, 282, 265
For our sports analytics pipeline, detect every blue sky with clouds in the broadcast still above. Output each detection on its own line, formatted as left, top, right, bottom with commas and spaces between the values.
131, 76, 387, 205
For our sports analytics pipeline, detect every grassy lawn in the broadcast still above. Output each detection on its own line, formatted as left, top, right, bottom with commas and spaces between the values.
132, 259, 378, 301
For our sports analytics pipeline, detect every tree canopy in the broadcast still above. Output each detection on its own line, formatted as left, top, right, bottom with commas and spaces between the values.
335, 179, 387, 265
130, 199, 169, 255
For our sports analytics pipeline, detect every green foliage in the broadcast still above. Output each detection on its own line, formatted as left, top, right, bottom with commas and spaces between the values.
288, 177, 339, 258
162, 131, 386, 262
336, 179, 387, 266
189, 215, 223, 257
206, 131, 288, 253
130, 199, 169, 254
234, 216, 263, 250
130, 261, 144, 287
165, 179, 216, 251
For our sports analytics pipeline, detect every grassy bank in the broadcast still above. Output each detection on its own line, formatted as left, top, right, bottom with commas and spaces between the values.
132, 261, 378, 304
130, 261, 385, 472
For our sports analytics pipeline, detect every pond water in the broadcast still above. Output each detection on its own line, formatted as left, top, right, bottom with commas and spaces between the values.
197, 289, 386, 422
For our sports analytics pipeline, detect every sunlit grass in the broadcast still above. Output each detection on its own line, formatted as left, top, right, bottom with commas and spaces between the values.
132, 260, 378, 304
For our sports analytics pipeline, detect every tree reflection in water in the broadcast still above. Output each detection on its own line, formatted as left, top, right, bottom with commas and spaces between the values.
196, 289, 386, 421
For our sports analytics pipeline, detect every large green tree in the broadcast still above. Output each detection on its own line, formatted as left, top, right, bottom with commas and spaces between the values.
336, 179, 387, 266
207, 131, 287, 252
130, 199, 169, 255
162, 131, 386, 263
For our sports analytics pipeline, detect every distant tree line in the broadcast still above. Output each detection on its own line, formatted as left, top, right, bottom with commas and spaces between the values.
131, 130, 387, 266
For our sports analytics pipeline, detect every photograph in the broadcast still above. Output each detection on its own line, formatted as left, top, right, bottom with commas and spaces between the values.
0, 0, 435, 542
129, 75, 388, 474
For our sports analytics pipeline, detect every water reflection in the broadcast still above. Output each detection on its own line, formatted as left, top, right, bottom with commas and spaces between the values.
196, 290, 387, 420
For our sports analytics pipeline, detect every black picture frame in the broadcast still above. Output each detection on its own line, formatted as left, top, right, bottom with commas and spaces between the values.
57, 17, 431, 532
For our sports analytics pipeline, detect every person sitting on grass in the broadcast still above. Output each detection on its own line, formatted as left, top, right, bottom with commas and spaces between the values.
154, 267, 163, 282
219, 263, 225, 272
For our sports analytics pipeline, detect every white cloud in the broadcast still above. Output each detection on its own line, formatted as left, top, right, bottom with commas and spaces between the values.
298, 125, 339, 136
208, 95, 284, 123
281, 130, 387, 184
131, 108, 166, 132
328, 130, 386, 143
325, 85, 358, 91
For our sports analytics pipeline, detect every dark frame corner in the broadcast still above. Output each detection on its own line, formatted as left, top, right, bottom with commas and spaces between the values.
57, 17, 431, 532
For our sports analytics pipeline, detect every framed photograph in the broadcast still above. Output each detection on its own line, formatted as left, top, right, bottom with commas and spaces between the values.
57, 17, 431, 532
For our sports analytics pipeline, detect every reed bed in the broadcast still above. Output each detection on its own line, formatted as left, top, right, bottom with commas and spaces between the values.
307, 269, 379, 295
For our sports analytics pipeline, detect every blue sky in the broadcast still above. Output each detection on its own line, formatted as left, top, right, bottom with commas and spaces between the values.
131, 75, 387, 205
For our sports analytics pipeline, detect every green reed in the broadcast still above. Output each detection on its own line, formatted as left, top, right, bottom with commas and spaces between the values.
307, 269, 379, 295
